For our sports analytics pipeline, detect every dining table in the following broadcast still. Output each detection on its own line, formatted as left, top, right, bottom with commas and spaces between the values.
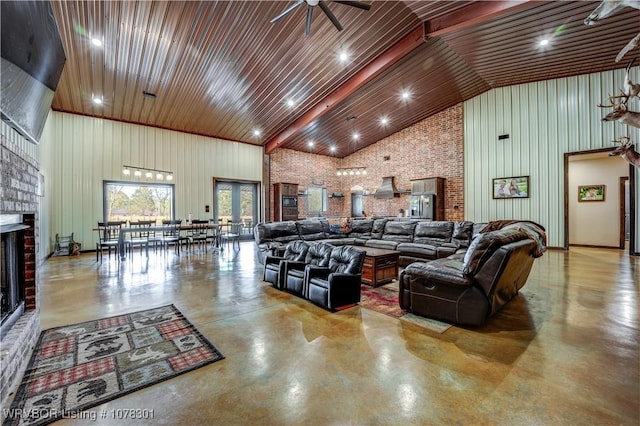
111, 223, 220, 261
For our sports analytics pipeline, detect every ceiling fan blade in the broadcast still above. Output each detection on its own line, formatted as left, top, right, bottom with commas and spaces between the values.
270, 0, 305, 24
332, 1, 371, 11
305, 5, 314, 35
318, 1, 343, 31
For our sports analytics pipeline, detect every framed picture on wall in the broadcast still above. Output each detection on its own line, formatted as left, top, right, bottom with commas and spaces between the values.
492, 176, 529, 199
578, 184, 605, 202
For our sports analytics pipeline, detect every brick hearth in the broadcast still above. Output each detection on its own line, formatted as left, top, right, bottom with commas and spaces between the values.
0, 136, 41, 408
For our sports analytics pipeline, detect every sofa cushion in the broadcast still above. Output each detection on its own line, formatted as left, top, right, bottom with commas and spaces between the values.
364, 239, 399, 250
328, 246, 365, 274
349, 218, 374, 238
396, 242, 437, 259
296, 218, 328, 240
463, 228, 530, 275
283, 240, 310, 261
403, 259, 472, 288
371, 218, 388, 239
382, 221, 416, 243
255, 221, 299, 244
451, 221, 474, 248
413, 221, 453, 246
472, 222, 487, 239
317, 237, 356, 246
305, 242, 334, 266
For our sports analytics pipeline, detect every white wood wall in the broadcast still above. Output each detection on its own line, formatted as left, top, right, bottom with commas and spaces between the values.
39, 111, 263, 252
464, 67, 640, 249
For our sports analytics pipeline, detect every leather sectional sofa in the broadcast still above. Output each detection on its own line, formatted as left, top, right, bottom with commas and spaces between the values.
256, 218, 547, 325
399, 224, 546, 325
254, 217, 477, 266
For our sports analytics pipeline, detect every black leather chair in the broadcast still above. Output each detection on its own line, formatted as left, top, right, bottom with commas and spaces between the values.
263, 240, 310, 289
305, 245, 365, 311
284, 242, 334, 297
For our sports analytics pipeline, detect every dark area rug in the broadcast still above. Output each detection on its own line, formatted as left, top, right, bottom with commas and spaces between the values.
360, 284, 405, 318
360, 283, 452, 333
3, 305, 224, 426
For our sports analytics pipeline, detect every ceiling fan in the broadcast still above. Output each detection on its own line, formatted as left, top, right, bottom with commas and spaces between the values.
270, 1, 371, 36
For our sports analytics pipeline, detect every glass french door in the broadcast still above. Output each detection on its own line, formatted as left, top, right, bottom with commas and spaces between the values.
214, 180, 259, 239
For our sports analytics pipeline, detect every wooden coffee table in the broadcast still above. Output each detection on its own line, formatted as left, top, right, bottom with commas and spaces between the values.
355, 246, 400, 287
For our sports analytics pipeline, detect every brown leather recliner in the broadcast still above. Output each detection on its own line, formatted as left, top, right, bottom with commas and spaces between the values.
399, 227, 541, 325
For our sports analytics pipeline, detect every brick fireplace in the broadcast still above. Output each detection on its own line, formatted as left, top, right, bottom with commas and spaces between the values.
0, 135, 41, 407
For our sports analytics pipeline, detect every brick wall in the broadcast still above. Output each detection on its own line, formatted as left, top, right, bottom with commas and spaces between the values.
0, 135, 41, 410
269, 103, 464, 221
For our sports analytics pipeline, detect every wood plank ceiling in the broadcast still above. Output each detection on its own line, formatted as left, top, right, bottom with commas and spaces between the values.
50, 1, 640, 158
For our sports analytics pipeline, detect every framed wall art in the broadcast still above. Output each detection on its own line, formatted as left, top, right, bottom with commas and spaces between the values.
578, 184, 605, 202
492, 176, 529, 199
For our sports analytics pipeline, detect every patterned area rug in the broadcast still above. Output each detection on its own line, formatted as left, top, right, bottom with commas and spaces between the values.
3, 305, 224, 426
360, 283, 452, 333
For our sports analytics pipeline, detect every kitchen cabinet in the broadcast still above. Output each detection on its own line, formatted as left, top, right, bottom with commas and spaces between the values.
273, 183, 298, 221
409, 177, 445, 220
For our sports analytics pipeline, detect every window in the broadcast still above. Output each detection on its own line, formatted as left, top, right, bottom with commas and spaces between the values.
306, 187, 327, 215
103, 181, 174, 224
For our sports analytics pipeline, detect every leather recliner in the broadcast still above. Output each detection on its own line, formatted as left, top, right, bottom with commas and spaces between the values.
263, 240, 310, 289
284, 241, 334, 297
305, 246, 366, 311
399, 227, 540, 325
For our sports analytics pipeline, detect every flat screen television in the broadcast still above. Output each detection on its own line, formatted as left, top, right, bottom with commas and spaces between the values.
1, 1, 66, 145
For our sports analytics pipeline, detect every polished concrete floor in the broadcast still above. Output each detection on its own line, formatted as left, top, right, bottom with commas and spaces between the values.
34, 242, 639, 425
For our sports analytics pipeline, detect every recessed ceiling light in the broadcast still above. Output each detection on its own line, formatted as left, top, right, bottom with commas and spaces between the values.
539, 39, 549, 47
380, 117, 389, 126
91, 38, 103, 47
286, 99, 295, 107
307, 140, 315, 148
401, 90, 411, 100
352, 132, 359, 140
330, 146, 336, 152
92, 97, 103, 105
339, 51, 349, 63
253, 129, 261, 137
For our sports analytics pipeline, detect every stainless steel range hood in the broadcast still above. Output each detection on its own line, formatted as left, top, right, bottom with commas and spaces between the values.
373, 176, 401, 199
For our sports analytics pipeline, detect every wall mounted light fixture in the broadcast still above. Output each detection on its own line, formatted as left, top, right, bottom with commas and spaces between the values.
122, 165, 173, 181
336, 167, 367, 176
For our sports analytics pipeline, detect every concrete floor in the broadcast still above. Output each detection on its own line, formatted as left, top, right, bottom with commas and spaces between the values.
34, 242, 638, 425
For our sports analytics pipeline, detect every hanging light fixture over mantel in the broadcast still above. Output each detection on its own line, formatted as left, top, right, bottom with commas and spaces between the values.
122, 165, 173, 181
336, 167, 366, 176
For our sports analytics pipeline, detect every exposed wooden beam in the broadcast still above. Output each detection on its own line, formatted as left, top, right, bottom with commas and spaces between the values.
425, 1, 543, 37
264, 25, 424, 154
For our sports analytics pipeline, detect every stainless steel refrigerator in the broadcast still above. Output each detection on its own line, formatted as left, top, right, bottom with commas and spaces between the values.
409, 194, 436, 219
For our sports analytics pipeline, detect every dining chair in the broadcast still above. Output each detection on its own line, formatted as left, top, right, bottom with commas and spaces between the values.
126, 220, 153, 258
187, 219, 210, 252
96, 221, 122, 262
159, 219, 183, 254
219, 221, 242, 251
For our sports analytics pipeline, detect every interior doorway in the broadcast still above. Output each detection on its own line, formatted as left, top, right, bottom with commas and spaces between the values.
565, 150, 634, 253
620, 177, 630, 248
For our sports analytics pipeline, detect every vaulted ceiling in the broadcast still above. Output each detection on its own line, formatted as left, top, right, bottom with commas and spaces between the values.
50, 1, 640, 158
